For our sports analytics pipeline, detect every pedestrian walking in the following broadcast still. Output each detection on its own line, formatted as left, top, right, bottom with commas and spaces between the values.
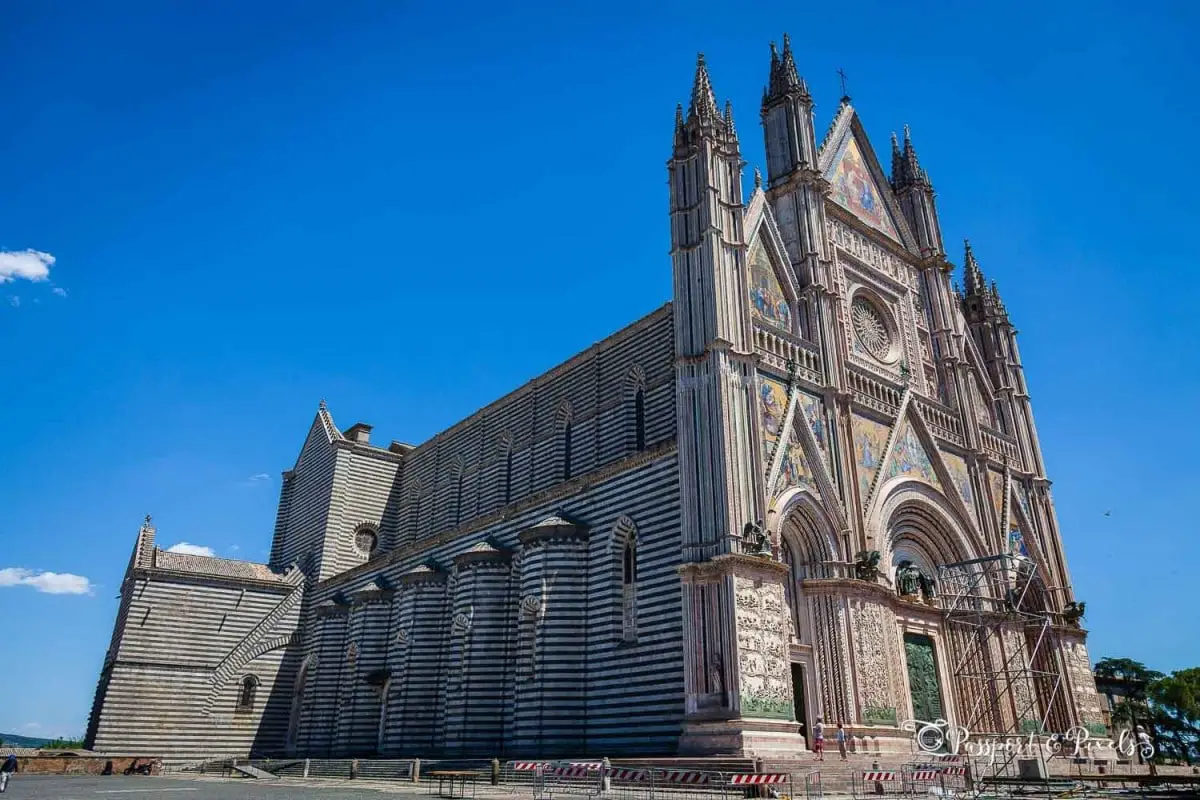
0, 753, 17, 793
836, 721, 848, 761
812, 717, 825, 761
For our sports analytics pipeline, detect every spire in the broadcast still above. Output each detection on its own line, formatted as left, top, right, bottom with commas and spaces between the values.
989, 280, 1009, 317
674, 102, 686, 147
892, 123, 930, 189
754, 166, 763, 190
688, 53, 720, 124
764, 33, 808, 105
724, 99, 737, 139
962, 239, 987, 296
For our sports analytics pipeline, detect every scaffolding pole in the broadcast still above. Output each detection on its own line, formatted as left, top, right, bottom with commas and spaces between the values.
938, 553, 1068, 790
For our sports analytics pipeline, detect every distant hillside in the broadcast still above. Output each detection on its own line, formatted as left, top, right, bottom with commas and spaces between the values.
0, 733, 54, 749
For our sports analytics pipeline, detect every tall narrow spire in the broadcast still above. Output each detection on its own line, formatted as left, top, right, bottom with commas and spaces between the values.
892, 123, 929, 189
764, 33, 807, 104
962, 239, 987, 296
688, 53, 720, 124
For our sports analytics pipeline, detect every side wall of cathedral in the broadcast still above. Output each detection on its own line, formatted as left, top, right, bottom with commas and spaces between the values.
86, 523, 305, 761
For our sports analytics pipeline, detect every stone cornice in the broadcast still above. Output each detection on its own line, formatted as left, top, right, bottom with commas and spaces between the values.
679, 553, 790, 582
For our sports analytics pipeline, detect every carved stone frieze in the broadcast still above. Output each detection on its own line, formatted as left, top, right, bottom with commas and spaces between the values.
734, 575, 794, 720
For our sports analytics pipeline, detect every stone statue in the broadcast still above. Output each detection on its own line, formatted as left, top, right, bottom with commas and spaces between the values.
742, 520, 769, 556
1062, 600, 1086, 626
855, 550, 881, 581
896, 560, 921, 597
917, 571, 937, 601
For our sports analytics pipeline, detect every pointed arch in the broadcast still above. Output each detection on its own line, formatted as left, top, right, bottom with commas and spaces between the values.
610, 515, 639, 644
556, 401, 574, 481
872, 482, 985, 587
625, 366, 647, 453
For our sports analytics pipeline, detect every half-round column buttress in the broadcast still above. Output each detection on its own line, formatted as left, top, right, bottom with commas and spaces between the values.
443, 541, 513, 756
511, 515, 589, 756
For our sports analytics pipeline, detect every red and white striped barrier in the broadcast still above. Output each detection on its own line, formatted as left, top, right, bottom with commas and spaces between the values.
607, 768, 647, 782
509, 762, 550, 771
933, 754, 962, 762
862, 771, 897, 781
728, 774, 789, 785
658, 770, 709, 785
909, 770, 940, 781
552, 766, 596, 778
941, 766, 966, 776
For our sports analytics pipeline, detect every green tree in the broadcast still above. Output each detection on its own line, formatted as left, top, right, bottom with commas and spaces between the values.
1148, 668, 1200, 765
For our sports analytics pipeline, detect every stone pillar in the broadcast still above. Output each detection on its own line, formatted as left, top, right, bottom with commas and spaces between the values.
511, 515, 589, 755
679, 554, 804, 757
384, 565, 449, 755
442, 541, 514, 756
345, 578, 394, 755
310, 596, 351, 756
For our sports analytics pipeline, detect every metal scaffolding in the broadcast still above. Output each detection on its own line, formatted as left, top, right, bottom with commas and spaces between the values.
938, 553, 1068, 782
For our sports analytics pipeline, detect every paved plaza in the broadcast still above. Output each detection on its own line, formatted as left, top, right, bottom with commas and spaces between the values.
0, 774, 458, 800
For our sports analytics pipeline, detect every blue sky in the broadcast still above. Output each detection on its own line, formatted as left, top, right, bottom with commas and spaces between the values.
1, 0, 1197, 739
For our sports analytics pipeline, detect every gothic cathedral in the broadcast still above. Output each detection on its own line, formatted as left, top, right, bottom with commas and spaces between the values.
86, 42, 1104, 761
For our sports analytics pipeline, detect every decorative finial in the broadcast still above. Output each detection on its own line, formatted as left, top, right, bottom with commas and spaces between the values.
689, 52, 719, 123
903, 123, 913, 144
144, 513, 152, 526
837, 67, 851, 103
754, 167, 763, 189
891, 131, 899, 152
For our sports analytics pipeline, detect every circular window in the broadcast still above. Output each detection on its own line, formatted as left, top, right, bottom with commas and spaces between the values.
354, 526, 378, 556
851, 297, 894, 362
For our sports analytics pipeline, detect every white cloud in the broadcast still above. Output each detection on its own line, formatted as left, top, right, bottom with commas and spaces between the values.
248, 473, 270, 482
7, 296, 19, 307
52, 287, 68, 297
165, 542, 215, 557
0, 249, 54, 283
20, 722, 41, 733
229, 544, 241, 553
0, 567, 93, 595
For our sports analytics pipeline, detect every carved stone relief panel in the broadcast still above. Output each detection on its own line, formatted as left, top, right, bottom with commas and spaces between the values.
734, 575, 793, 719
850, 599, 903, 725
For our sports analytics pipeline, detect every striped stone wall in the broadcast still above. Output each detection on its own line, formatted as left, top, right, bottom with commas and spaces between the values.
86, 545, 303, 761
292, 450, 684, 757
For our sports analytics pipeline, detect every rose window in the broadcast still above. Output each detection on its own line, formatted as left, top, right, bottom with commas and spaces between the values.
851, 298, 891, 360
354, 527, 378, 555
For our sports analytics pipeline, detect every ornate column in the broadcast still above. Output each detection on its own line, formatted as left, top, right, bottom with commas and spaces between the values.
679, 553, 802, 756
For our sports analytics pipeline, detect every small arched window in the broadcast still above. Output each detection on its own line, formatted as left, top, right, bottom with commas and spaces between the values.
237, 675, 259, 713
620, 530, 638, 643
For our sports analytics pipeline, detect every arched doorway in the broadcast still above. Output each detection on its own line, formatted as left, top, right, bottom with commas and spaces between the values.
285, 657, 311, 756
774, 492, 843, 745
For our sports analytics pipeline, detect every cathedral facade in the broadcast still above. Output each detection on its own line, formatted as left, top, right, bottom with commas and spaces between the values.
86, 43, 1104, 762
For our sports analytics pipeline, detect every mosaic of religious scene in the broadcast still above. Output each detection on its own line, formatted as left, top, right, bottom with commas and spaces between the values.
883, 422, 941, 489
748, 240, 792, 332
1015, 481, 1033, 523
796, 391, 829, 469
759, 376, 812, 495
775, 417, 814, 495
989, 470, 1006, 528
1008, 522, 1030, 558
830, 137, 899, 239
942, 451, 977, 526
851, 414, 891, 500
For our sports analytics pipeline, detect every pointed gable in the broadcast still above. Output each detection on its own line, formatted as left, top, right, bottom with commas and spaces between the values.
747, 238, 793, 332
882, 421, 941, 489
829, 136, 900, 240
